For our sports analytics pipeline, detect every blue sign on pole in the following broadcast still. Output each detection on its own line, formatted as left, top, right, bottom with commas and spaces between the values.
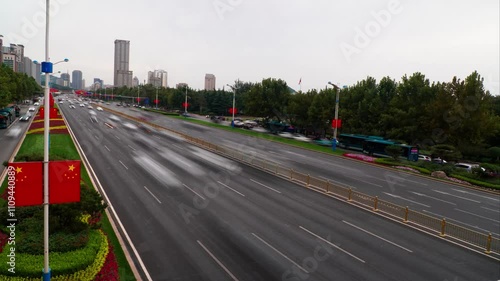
144, 98, 150, 105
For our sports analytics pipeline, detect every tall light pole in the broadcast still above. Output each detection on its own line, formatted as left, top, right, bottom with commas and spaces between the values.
137, 83, 140, 106
156, 86, 159, 110
184, 85, 188, 114
328, 82, 340, 150
226, 84, 237, 128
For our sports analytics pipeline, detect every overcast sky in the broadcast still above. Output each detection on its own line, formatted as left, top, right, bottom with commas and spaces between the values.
1, 0, 499, 95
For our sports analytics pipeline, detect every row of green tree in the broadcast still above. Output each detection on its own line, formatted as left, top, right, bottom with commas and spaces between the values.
0, 64, 42, 108
98, 71, 499, 159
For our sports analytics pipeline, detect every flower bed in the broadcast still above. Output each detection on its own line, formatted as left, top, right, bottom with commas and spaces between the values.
343, 153, 376, 163
27, 109, 68, 135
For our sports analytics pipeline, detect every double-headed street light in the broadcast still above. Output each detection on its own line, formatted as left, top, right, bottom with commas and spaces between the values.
327, 81, 340, 150
226, 83, 237, 128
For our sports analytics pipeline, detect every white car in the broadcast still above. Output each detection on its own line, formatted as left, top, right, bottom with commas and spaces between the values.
80, 104, 85, 107
6, 127, 22, 138
96, 107, 103, 111
418, 155, 431, 161
28, 107, 35, 112
278, 132, 294, 138
293, 134, 312, 142
34, 102, 40, 106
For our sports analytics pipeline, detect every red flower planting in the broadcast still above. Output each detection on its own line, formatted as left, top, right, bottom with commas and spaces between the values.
94, 237, 119, 281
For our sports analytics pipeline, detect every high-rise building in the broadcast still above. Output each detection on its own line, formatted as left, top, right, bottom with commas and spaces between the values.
72, 70, 83, 89
132, 76, 139, 87
0, 37, 3, 66
176, 83, 188, 89
2, 53, 17, 71
23, 56, 33, 76
10, 44, 24, 73
148, 70, 168, 88
114, 39, 133, 87
205, 74, 216, 91
61, 73, 70, 87
93, 78, 103, 90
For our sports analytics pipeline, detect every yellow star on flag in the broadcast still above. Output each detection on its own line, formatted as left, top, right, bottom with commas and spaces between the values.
16, 167, 22, 173
68, 165, 75, 171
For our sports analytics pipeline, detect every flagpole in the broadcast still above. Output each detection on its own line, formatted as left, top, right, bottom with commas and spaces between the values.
43, 0, 51, 280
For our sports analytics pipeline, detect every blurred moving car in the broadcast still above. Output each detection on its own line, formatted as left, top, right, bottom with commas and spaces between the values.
19, 113, 31, 121
28, 107, 35, 112
432, 158, 447, 164
96, 107, 103, 111
6, 127, 22, 138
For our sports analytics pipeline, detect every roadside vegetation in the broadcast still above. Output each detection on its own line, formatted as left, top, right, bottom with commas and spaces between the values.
0, 112, 134, 279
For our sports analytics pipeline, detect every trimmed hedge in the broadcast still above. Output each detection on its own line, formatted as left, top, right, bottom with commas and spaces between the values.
451, 174, 500, 190
0, 229, 107, 280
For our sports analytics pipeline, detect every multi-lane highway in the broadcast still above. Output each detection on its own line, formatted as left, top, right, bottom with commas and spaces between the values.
59, 97, 499, 281
112, 104, 500, 240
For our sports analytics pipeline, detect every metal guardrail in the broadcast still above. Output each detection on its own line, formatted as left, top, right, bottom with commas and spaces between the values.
104, 106, 500, 256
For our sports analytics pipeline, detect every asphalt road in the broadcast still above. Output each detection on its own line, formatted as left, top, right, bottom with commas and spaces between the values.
107, 103, 500, 240
0, 105, 37, 176
59, 97, 500, 281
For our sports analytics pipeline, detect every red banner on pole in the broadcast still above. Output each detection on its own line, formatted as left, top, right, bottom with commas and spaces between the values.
49, 160, 81, 204
136, 97, 140, 102
7, 162, 43, 207
332, 119, 342, 128
228, 108, 238, 114
182, 102, 189, 108
154, 99, 159, 104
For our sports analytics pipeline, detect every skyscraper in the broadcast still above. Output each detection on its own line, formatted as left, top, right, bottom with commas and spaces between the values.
72, 70, 83, 90
114, 39, 133, 87
205, 74, 216, 91
61, 73, 70, 87
0, 37, 3, 66
147, 70, 168, 88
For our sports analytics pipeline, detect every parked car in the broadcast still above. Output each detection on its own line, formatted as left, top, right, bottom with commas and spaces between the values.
418, 155, 432, 161
293, 134, 312, 142
455, 163, 485, 173
278, 132, 294, 138
432, 158, 447, 164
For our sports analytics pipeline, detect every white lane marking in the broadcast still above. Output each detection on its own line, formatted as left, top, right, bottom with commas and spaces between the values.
119, 160, 129, 170
183, 184, 206, 200
115, 135, 121, 140
481, 206, 500, 213
365, 174, 428, 186
250, 179, 281, 194
172, 144, 184, 150
143, 186, 162, 204
451, 189, 500, 202
454, 208, 500, 224
345, 175, 383, 187
383, 192, 431, 208
299, 226, 365, 263
432, 190, 481, 203
422, 210, 500, 237
128, 145, 136, 151
104, 145, 111, 152
251, 233, 309, 273
197, 240, 240, 281
409, 191, 457, 205
94, 135, 99, 140
217, 181, 245, 197
342, 221, 413, 253
318, 176, 356, 190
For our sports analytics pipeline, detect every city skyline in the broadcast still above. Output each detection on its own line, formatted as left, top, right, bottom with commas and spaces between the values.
0, 1, 498, 94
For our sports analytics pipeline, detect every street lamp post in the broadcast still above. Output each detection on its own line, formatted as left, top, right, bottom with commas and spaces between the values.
184, 86, 188, 114
137, 83, 140, 106
328, 82, 340, 150
156, 86, 158, 110
226, 84, 237, 128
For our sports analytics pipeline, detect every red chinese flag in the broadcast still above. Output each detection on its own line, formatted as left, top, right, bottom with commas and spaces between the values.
154, 99, 159, 104
182, 102, 189, 108
39, 107, 44, 118
7, 162, 43, 207
49, 93, 54, 108
136, 97, 141, 102
49, 160, 81, 204
228, 108, 238, 114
